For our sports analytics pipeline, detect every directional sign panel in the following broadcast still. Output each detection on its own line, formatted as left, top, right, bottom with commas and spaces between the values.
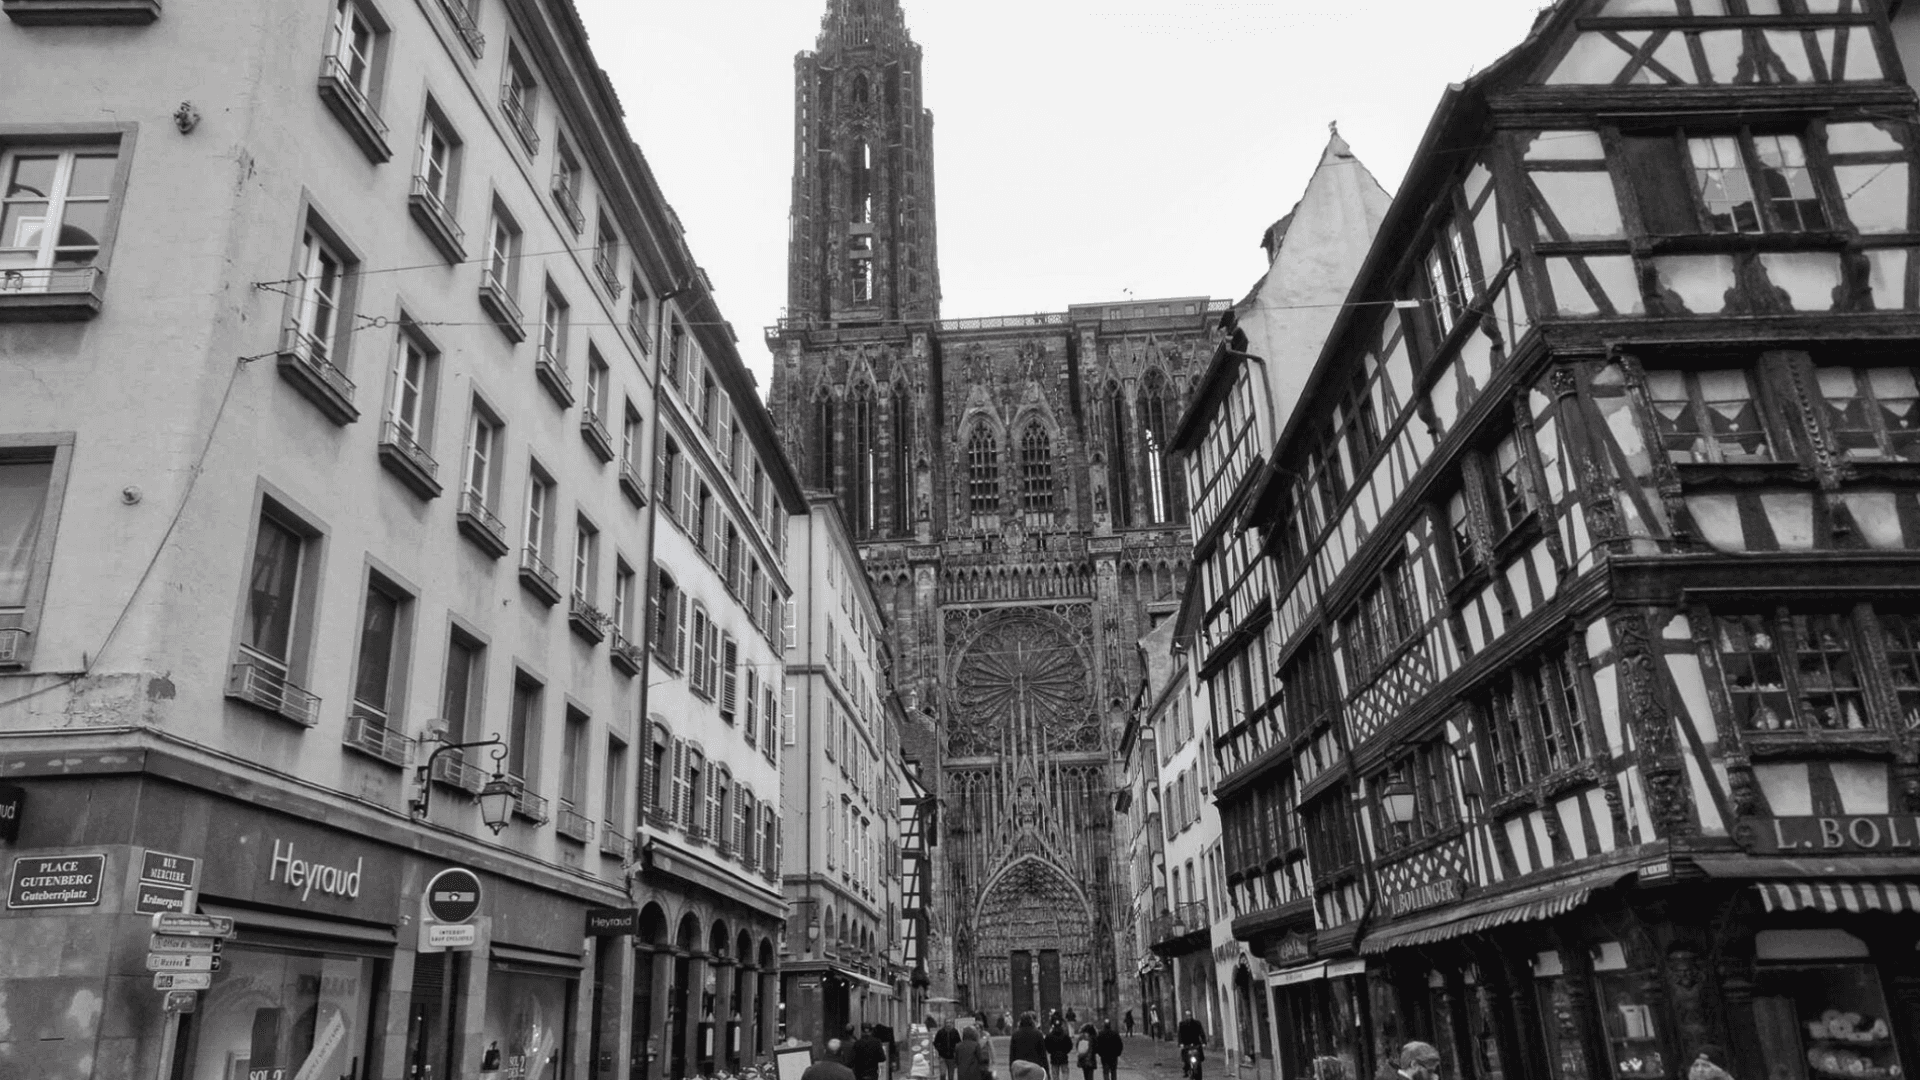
146, 953, 220, 973
153, 972, 212, 991
150, 934, 221, 955
150, 912, 233, 937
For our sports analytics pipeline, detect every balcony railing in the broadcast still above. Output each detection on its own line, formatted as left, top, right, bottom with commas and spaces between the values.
551, 177, 585, 234
0, 264, 107, 321
436, 0, 484, 56
618, 456, 646, 507
569, 593, 608, 644
513, 784, 550, 823
407, 175, 465, 263
519, 547, 561, 604
600, 824, 632, 860
344, 708, 411, 767
609, 629, 643, 675
626, 304, 652, 354
500, 87, 539, 154
316, 54, 392, 163
534, 345, 574, 407
1149, 901, 1212, 951
276, 324, 358, 424
430, 749, 487, 794
379, 419, 441, 498
478, 267, 525, 341
226, 656, 321, 727
556, 800, 595, 842
456, 488, 508, 557
581, 411, 615, 461
594, 251, 623, 298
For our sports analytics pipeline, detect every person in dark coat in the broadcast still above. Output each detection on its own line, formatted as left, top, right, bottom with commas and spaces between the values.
874, 1023, 898, 1080
851, 1025, 890, 1080
1074, 1024, 1097, 1080
954, 1027, 993, 1080
1093, 1021, 1123, 1080
1009, 1012, 1048, 1072
1122, 1011, 1134, 1038
1043, 1019, 1073, 1080
933, 1020, 962, 1080
807, 1042, 858, 1080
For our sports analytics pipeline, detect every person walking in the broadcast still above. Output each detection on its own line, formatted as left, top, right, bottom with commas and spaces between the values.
1074, 1024, 1097, 1080
1010, 1012, 1048, 1076
1122, 1011, 1133, 1039
806, 1042, 858, 1080
933, 1020, 962, 1080
955, 1028, 993, 1080
1093, 1021, 1123, 1080
852, 1025, 889, 1080
1384, 1041, 1443, 1080
1043, 1019, 1073, 1080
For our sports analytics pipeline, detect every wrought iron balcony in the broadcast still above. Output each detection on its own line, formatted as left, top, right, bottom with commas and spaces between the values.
316, 54, 391, 163
618, 456, 646, 508
626, 303, 652, 354
276, 325, 358, 425
519, 547, 561, 605
343, 708, 412, 767
569, 593, 608, 643
379, 420, 441, 499
478, 266, 526, 342
456, 489, 509, 558
556, 800, 595, 843
226, 656, 320, 727
436, 0, 483, 56
1147, 901, 1212, 956
512, 783, 550, 823
500, 88, 539, 155
407, 175, 465, 263
594, 251, 623, 298
551, 177, 585, 234
581, 411, 615, 462
610, 629, 643, 676
600, 824, 632, 860
534, 345, 574, 407
430, 749, 487, 794
0, 265, 106, 320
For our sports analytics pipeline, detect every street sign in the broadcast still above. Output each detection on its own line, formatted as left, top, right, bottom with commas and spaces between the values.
427, 923, 478, 948
7, 853, 106, 909
163, 991, 197, 1014
138, 851, 197, 890
424, 867, 482, 923
150, 934, 221, 955
150, 912, 233, 937
152, 972, 212, 991
146, 953, 220, 973
135, 882, 192, 916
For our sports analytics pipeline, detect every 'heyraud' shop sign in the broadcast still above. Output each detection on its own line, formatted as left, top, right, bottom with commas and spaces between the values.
268, 839, 363, 903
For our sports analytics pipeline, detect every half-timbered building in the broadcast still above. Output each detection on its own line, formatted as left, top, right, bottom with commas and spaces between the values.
1213, 2, 1920, 1079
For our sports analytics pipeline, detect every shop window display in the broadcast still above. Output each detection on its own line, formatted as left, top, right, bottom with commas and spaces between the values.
189, 945, 380, 1080
1533, 952, 1591, 1080
482, 966, 572, 1080
1591, 942, 1664, 1080
1750, 930, 1904, 1080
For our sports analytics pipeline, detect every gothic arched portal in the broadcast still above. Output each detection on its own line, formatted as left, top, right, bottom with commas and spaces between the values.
972, 856, 1095, 1019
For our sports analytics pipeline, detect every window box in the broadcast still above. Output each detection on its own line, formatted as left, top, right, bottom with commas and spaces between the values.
0, 627, 31, 669
556, 801, 594, 843
599, 825, 631, 860
477, 267, 525, 342
513, 785, 549, 823
535, 347, 574, 408
618, 458, 647, 508
610, 630, 643, 676
569, 594, 608, 644
519, 548, 562, 605
343, 708, 411, 767
456, 489, 509, 558
316, 55, 392, 164
582, 412, 615, 462
644, 805, 674, 829
0, 265, 107, 321
378, 420, 442, 499
685, 825, 707, 847
2, 0, 159, 23
436, 0, 483, 57
276, 325, 360, 425
500, 87, 539, 155
594, 252, 622, 298
407, 176, 465, 263
226, 657, 321, 727
551, 179, 584, 235
430, 749, 486, 793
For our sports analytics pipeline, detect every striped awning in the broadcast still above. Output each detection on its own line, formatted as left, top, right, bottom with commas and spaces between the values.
1359, 868, 1627, 955
1755, 881, 1920, 914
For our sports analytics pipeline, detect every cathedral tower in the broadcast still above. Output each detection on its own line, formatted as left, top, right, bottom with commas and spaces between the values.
787, 0, 940, 328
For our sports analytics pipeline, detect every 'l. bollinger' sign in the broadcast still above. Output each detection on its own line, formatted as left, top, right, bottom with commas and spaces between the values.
1738, 815, 1920, 854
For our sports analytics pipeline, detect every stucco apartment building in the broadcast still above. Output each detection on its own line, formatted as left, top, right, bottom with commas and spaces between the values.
0, 1, 798, 1079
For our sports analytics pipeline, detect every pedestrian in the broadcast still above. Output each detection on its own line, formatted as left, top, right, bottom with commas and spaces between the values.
1094, 1021, 1122, 1080
1390, 1042, 1443, 1080
807, 1042, 857, 1080
1043, 1018, 1073, 1080
875, 1022, 898, 1080
1074, 1024, 1097, 1080
1010, 1012, 1048, 1074
955, 1028, 994, 1080
852, 1024, 889, 1080
934, 1019, 962, 1080
1122, 1011, 1134, 1039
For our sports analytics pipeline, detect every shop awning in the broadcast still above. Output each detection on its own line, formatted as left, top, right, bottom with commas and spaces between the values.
1755, 880, 1920, 914
1358, 869, 1626, 955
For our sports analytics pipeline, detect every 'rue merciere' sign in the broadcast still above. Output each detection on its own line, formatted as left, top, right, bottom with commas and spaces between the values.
1738, 814, 1920, 853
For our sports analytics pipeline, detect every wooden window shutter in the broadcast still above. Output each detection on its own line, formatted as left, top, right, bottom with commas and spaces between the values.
648, 569, 667, 658
654, 430, 668, 503
743, 669, 759, 743
671, 738, 689, 825
782, 686, 797, 745
674, 590, 689, 672
706, 771, 722, 840
733, 790, 747, 856
691, 608, 710, 695
721, 635, 739, 717
639, 728, 659, 815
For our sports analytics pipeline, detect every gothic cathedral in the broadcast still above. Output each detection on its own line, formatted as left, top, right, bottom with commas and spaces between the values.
769, 0, 1214, 1018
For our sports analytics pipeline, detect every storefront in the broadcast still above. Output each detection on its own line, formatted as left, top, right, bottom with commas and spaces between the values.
1265, 959, 1372, 1080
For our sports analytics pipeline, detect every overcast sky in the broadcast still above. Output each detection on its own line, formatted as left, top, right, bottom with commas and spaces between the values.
574, 0, 1551, 391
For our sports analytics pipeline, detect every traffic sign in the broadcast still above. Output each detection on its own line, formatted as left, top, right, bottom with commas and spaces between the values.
146, 953, 220, 973
150, 912, 233, 937
427, 923, 478, 948
150, 934, 221, 955
152, 972, 212, 991
424, 867, 482, 923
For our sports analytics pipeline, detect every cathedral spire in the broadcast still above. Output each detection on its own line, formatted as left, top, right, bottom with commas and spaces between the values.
816, 0, 908, 51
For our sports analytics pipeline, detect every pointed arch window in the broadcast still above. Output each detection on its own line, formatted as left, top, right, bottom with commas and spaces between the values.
1106, 386, 1134, 528
850, 384, 877, 538
1020, 422, 1054, 521
814, 394, 837, 491
967, 424, 1000, 527
891, 385, 913, 535
1139, 373, 1183, 525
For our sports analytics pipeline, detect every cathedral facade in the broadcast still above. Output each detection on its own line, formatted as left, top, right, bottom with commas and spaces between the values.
768, 0, 1215, 1018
